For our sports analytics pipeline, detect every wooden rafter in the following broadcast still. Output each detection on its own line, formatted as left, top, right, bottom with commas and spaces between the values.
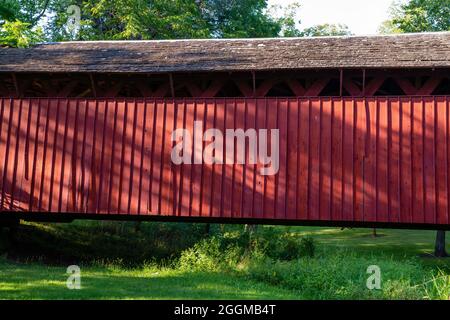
342, 76, 386, 96
57, 80, 79, 97
343, 77, 362, 96
234, 79, 253, 97
152, 83, 169, 97
416, 76, 443, 95
285, 79, 306, 96
304, 78, 330, 96
364, 77, 386, 96
200, 78, 227, 97
395, 76, 444, 95
104, 80, 124, 97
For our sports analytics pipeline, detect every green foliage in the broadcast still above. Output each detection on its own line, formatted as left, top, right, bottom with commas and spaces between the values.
0, 20, 44, 47
424, 269, 450, 299
178, 236, 242, 271
300, 23, 352, 37
249, 229, 315, 260
1, 221, 207, 266
34, 0, 292, 41
1, 0, 356, 44
200, 0, 282, 38
0, 0, 20, 21
245, 250, 425, 299
300, 236, 315, 257
47, 0, 211, 41
382, 0, 450, 33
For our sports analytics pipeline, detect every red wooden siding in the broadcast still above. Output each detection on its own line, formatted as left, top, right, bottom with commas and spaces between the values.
1, 97, 449, 226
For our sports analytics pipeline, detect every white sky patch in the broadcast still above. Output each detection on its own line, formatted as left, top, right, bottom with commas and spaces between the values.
268, 0, 395, 35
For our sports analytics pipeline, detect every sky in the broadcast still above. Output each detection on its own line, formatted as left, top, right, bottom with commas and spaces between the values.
268, 0, 396, 35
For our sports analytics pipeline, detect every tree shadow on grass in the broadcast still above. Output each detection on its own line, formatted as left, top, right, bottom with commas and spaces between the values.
0, 266, 298, 300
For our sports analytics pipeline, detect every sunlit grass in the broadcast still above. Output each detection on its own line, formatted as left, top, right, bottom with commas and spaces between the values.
1, 222, 450, 299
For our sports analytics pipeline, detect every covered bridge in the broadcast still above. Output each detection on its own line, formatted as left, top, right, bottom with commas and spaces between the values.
0, 32, 449, 229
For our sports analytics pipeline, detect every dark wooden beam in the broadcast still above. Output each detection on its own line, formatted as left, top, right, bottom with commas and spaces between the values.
104, 80, 124, 97
286, 79, 306, 96
57, 80, 79, 97
364, 76, 386, 96
343, 77, 362, 96
305, 78, 330, 96
394, 77, 417, 95
11, 73, 20, 97
234, 79, 253, 97
255, 79, 281, 97
416, 76, 443, 95
89, 73, 97, 97
169, 73, 175, 98
136, 81, 152, 97
185, 82, 202, 97
152, 83, 169, 97
200, 78, 227, 97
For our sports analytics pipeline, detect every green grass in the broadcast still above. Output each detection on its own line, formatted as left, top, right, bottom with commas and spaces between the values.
0, 258, 298, 299
1, 221, 450, 300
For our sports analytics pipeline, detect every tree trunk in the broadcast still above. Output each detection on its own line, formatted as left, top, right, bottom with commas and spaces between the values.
134, 221, 141, 232
244, 224, 258, 234
372, 228, 377, 238
434, 230, 448, 257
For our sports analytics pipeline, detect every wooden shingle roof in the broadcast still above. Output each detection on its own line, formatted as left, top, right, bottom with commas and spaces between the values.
1, 32, 449, 73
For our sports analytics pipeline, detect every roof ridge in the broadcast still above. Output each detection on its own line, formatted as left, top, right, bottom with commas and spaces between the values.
40, 31, 450, 45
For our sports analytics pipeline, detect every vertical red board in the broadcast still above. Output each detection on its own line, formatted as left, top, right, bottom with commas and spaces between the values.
376, 99, 389, 222
342, 99, 354, 221
59, 99, 76, 213
130, 100, 145, 215
353, 99, 366, 221
159, 100, 175, 215
28, 99, 44, 212
253, 99, 265, 219
0, 99, 13, 210
286, 99, 299, 220
241, 99, 255, 218
436, 97, 448, 225
331, 99, 343, 221
364, 99, 377, 222
210, 100, 224, 217
389, 98, 401, 222
100, 100, 115, 213
276, 98, 288, 219
320, 98, 332, 220
263, 99, 276, 219
424, 97, 437, 224
412, 98, 425, 223
309, 99, 321, 220
15, 99, 30, 211
297, 99, 310, 220
400, 98, 413, 223
232, 99, 246, 218
200, 100, 214, 217
189, 101, 202, 216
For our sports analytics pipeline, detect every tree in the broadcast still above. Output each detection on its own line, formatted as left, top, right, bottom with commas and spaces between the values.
1, 0, 354, 45
200, 0, 283, 38
33, 0, 290, 41
435, 230, 448, 257
0, 0, 45, 47
300, 23, 351, 37
0, 20, 44, 47
380, 0, 450, 33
